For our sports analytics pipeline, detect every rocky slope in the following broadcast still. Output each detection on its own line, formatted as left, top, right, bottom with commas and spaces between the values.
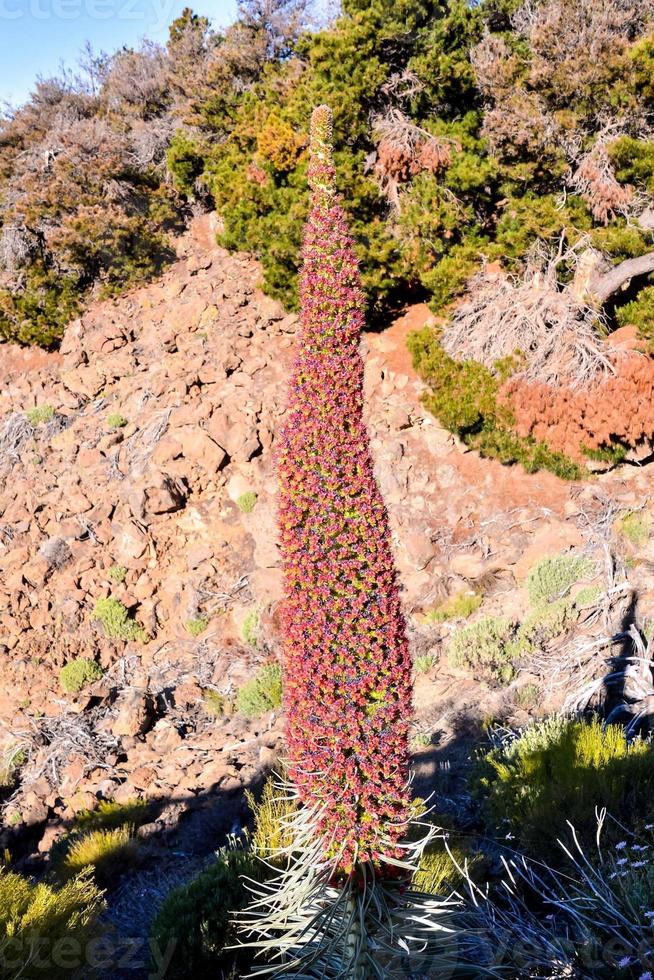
1, 215, 653, 953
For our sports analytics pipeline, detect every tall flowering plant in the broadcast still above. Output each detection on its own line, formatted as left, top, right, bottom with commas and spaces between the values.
276, 104, 413, 874
238, 106, 464, 979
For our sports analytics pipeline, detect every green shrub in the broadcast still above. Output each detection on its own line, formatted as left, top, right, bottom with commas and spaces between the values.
58, 826, 139, 885
414, 652, 437, 674
0, 867, 105, 979
73, 798, 150, 834
185, 616, 209, 637
59, 658, 103, 694
408, 326, 583, 480
93, 597, 146, 642
414, 839, 481, 895
201, 689, 225, 717
0, 267, 80, 348
512, 682, 541, 710
526, 553, 592, 605
106, 413, 128, 429
0, 745, 26, 791
107, 564, 127, 585
425, 592, 482, 623
149, 847, 264, 980
447, 616, 517, 684
236, 491, 258, 513
617, 509, 651, 547
241, 608, 261, 648
477, 716, 654, 858
167, 131, 206, 198
246, 775, 298, 859
509, 598, 575, 659
25, 405, 54, 426
235, 663, 283, 718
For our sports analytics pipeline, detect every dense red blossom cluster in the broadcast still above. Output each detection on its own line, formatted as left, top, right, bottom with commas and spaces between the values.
502, 353, 654, 461
276, 106, 412, 872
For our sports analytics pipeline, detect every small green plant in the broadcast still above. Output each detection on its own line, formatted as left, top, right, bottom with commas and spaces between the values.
617, 509, 651, 547
106, 412, 128, 429
574, 584, 603, 607
236, 491, 258, 513
414, 652, 437, 674
185, 616, 209, 637
0, 867, 105, 979
93, 597, 146, 642
58, 826, 139, 885
526, 553, 592, 605
509, 597, 576, 659
246, 775, 298, 859
59, 658, 103, 694
477, 716, 654, 858
202, 688, 225, 717
107, 564, 127, 584
425, 592, 482, 623
73, 798, 150, 835
241, 608, 261, 648
149, 846, 264, 980
414, 838, 481, 895
448, 616, 517, 684
0, 745, 27, 790
235, 663, 283, 718
412, 733, 432, 748
513, 682, 541, 710
25, 404, 54, 426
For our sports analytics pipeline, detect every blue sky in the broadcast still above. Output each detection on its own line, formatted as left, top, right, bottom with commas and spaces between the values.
0, 0, 238, 108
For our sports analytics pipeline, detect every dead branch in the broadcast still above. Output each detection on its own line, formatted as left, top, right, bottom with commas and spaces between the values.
589, 250, 654, 306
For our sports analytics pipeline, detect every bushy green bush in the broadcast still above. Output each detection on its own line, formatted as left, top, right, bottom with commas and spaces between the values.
73, 798, 150, 834
617, 509, 651, 546
92, 597, 146, 642
0, 745, 27, 790
615, 283, 654, 349
58, 827, 139, 885
235, 663, 283, 718
526, 553, 592, 604
246, 776, 298, 859
59, 658, 103, 694
425, 592, 482, 623
185, 616, 209, 637
0, 867, 105, 979
50, 798, 149, 886
414, 652, 437, 674
25, 405, 54, 426
477, 717, 654, 857
149, 847, 263, 980
167, 131, 206, 198
448, 616, 517, 684
106, 413, 128, 429
236, 491, 258, 513
414, 838, 481, 895
107, 564, 127, 585
201, 688, 225, 717
240, 608, 261, 648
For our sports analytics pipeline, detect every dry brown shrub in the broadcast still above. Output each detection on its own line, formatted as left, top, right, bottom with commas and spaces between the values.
502, 354, 654, 461
570, 141, 634, 224
512, 0, 654, 102
372, 108, 457, 207
441, 247, 612, 386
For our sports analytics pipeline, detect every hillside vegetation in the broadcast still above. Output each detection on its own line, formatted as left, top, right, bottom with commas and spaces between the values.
3, 0, 654, 471
1, 0, 653, 342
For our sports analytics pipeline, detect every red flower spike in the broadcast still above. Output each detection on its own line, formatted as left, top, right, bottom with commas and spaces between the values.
276, 105, 412, 874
